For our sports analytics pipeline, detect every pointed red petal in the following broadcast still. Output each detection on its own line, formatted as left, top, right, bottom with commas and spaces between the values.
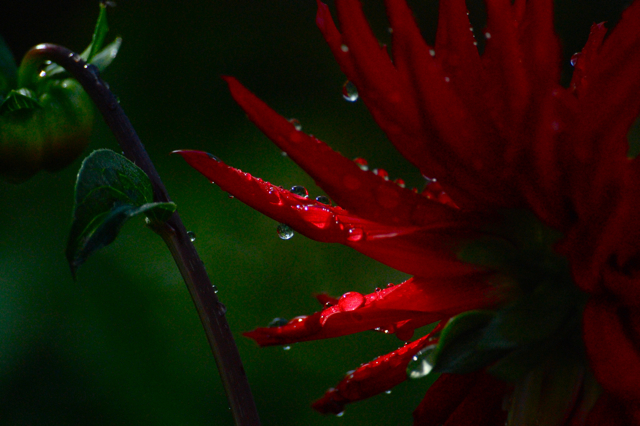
413, 372, 481, 426
583, 298, 640, 403
312, 329, 441, 415
585, 392, 640, 426
223, 76, 463, 228
175, 150, 485, 278
413, 372, 507, 426
243, 275, 497, 346
569, 23, 608, 95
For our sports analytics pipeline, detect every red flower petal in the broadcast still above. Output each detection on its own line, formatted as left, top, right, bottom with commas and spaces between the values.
175, 150, 485, 278
570, 23, 608, 96
243, 275, 497, 346
312, 328, 441, 415
583, 298, 640, 403
223, 76, 466, 228
585, 392, 640, 426
413, 372, 507, 426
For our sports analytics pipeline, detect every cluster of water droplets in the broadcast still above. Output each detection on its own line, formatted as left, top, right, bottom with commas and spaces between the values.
276, 185, 333, 240
353, 157, 409, 189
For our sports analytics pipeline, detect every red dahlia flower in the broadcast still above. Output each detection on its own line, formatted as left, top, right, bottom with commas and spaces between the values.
176, 0, 640, 424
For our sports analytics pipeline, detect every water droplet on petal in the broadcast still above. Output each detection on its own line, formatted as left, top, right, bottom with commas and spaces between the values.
394, 178, 406, 188
213, 285, 219, 294
268, 317, 288, 327
206, 152, 220, 161
288, 118, 302, 131
187, 231, 196, 242
570, 52, 581, 67
340, 44, 349, 52
290, 185, 309, 198
385, 390, 392, 395
444, 76, 451, 83
315, 195, 331, 205
277, 223, 295, 240
283, 346, 291, 351
373, 168, 389, 180
338, 292, 366, 311
336, 411, 345, 417
387, 27, 393, 34
406, 346, 436, 379
429, 49, 436, 57
342, 80, 359, 102
347, 227, 365, 242
484, 31, 492, 39
228, 193, 235, 199
353, 157, 368, 171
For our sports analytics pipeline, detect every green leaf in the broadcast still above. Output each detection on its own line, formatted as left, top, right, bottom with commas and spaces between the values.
0, 35, 17, 96
431, 310, 511, 375
0, 88, 42, 114
43, 3, 120, 80
66, 149, 177, 276
84, 2, 110, 62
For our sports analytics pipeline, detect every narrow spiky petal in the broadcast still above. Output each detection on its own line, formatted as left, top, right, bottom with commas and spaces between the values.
244, 276, 496, 346
175, 150, 486, 278
582, 298, 640, 403
223, 76, 471, 228
312, 329, 441, 415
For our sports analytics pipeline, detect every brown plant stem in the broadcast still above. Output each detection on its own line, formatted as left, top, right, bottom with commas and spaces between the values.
23, 44, 261, 426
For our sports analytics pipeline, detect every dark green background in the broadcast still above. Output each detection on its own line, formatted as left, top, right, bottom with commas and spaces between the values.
0, 1, 630, 425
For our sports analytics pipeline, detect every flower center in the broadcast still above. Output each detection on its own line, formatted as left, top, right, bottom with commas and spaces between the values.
427, 209, 598, 424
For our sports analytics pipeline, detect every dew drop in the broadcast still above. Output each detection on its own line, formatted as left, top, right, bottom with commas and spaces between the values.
484, 31, 492, 39
570, 52, 581, 67
290, 185, 309, 198
268, 317, 288, 327
288, 118, 302, 131
406, 346, 436, 379
315, 195, 331, 205
206, 152, 220, 161
385, 390, 392, 395
336, 411, 345, 418
347, 227, 364, 242
429, 49, 436, 57
338, 292, 366, 311
340, 44, 349, 52
387, 27, 393, 34
228, 194, 235, 199
444, 76, 451, 83
217, 302, 227, 316
394, 178, 406, 188
187, 231, 196, 242
283, 346, 291, 351
353, 157, 368, 171
342, 80, 359, 102
281, 151, 288, 157
213, 285, 219, 294
277, 223, 295, 240
373, 168, 389, 181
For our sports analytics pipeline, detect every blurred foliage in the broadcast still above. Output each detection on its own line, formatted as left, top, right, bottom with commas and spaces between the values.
0, 1, 631, 425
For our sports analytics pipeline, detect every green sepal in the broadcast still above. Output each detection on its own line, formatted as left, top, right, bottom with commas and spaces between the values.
0, 35, 17, 96
0, 88, 41, 115
66, 149, 177, 277
432, 310, 512, 375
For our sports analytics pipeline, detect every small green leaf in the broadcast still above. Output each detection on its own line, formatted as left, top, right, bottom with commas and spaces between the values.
84, 2, 110, 62
0, 88, 42, 114
0, 35, 17, 96
42, 3, 120, 80
431, 310, 511, 375
66, 149, 177, 276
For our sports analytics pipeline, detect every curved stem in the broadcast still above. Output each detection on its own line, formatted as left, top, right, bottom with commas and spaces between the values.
24, 44, 261, 426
